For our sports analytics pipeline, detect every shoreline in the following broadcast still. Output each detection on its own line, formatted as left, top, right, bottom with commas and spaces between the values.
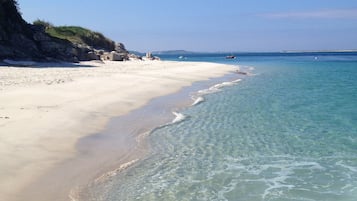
0, 60, 237, 201
72, 72, 243, 201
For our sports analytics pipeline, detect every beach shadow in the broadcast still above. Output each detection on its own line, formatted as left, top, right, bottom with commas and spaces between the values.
0, 60, 101, 68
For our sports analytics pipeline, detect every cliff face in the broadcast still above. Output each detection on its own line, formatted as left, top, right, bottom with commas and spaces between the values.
0, 0, 79, 61
0, 0, 128, 62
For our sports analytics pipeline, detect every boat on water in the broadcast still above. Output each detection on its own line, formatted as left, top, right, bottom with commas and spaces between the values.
225, 55, 236, 59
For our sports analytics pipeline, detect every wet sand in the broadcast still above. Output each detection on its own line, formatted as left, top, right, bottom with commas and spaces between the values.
0, 60, 236, 201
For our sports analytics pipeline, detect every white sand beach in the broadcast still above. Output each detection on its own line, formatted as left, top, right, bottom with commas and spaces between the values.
0, 60, 235, 201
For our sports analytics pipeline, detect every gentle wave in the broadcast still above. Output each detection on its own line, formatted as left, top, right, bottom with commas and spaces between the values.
197, 79, 242, 96
94, 159, 139, 184
82, 55, 357, 201
172, 112, 187, 124
219, 155, 350, 200
69, 159, 139, 201
231, 78, 242, 83
72, 75, 246, 200
191, 96, 205, 106
236, 65, 256, 76
71, 111, 189, 199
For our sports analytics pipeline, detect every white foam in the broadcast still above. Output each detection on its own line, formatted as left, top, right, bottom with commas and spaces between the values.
197, 79, 242, 96
237, 65, 257, 76
192, 96, 205, 106
198, 87, 219, 95
213, 81, 235, 89
172, 112, 186, 123
232, 78, 242, 83
147, 112, 188, 133
94, 159, 139, 184
222, 156, 331, 200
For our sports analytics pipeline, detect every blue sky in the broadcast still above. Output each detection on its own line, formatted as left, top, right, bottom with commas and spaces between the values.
18, 0, 357, 52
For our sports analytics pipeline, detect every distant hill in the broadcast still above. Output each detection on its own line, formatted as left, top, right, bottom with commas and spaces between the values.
152, 50, 195, 55
128, 50, 145, 56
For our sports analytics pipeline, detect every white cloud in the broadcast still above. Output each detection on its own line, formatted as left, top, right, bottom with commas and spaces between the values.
261, 9, 357, 19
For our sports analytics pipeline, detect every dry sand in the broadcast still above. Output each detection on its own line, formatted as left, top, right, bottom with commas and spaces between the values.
0, 60, 236, 201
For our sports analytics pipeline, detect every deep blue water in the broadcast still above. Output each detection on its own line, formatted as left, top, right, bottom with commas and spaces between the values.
85, 52, 357, 201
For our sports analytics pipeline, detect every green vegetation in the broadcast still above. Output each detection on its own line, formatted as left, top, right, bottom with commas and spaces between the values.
33, 20, 115, 51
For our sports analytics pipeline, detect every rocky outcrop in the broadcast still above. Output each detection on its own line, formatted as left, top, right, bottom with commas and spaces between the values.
0, 0, 78, 62
115, 43, 128, 54
0, 0, 130, 62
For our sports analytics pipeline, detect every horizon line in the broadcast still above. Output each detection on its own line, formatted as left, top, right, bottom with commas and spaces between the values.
132, 49, 357, 54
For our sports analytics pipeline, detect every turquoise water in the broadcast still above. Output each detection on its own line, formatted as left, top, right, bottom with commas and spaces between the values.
85, 53, 357, 201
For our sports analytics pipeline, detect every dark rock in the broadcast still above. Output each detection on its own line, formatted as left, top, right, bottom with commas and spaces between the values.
87, 51, 100, 60
0, 45, 14, 57
115, 43, 128, 53
74, 46, 91, 61
11, 33, 39, 52
0, 1, 77, 62
0, 1, 129, 62
114, 43, 129, 60
101, 51, 129, 61
128, 53, 142, 60
33, 31, 51, 42
96, 50, 104, 55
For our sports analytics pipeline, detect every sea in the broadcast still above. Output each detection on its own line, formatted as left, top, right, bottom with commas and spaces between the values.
81, 52, 357, 201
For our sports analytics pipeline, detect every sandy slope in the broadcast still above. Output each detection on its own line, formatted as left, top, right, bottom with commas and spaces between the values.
0, 60, 235, 201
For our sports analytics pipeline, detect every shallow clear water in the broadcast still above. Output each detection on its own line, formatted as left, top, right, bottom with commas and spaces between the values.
85, 53, 357, 201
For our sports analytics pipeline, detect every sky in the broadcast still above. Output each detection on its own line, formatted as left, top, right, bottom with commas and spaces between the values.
17, 0, 357, 52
